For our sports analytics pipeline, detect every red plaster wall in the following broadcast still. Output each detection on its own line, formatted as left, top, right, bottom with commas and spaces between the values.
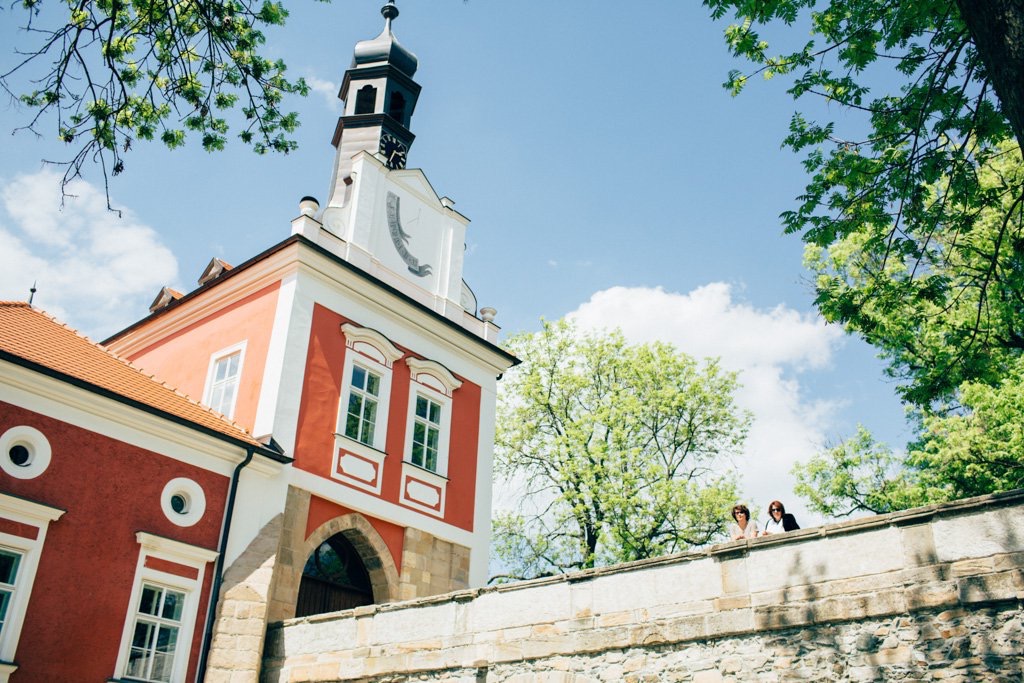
0, 402, 228, 683
304, 496, 405, 573
120, 280, 282, 432
292, 304, 482, 532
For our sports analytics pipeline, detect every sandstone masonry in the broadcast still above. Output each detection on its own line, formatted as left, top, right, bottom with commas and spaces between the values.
261, 490, 1024, 682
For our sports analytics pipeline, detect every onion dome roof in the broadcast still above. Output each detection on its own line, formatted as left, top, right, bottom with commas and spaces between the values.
352, 1, 418, 76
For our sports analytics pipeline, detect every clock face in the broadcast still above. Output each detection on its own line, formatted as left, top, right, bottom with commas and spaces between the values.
379, 133, 408, 170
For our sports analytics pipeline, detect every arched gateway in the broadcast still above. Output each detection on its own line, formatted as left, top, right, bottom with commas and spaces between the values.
285, 513, 400, 618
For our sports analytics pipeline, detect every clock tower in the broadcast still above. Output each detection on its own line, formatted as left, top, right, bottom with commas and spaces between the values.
303, 0, 482, 326
325, 0, 420, 209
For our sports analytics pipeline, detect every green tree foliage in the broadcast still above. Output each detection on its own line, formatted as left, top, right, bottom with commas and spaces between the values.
2, 0, 310, 199
794, 357, 1024, 517
703, 0, 1024, 406
704, 0, 1024, 515
805, 142, 1024, 408
492, 320, 750, 580
792, 425, 937, 517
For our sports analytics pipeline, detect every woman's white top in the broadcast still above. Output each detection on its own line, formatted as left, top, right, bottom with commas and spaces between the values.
729, 522, 758, 539
764, 517, 786, 534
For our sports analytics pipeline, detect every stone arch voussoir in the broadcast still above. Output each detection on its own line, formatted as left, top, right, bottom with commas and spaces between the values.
289, 513, 400, 610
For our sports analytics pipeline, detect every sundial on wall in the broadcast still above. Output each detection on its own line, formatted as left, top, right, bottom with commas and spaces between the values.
386, 192, 432, 277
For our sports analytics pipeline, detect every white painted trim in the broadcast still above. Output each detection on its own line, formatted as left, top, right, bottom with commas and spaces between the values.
289, 468, 475, 549
0, 495, 65, 525
135, 532, 219, 565
0, 662, 16, 682
405, 357, 462, 395
0, 494, 65, 663
341, 324, 403, 366
253, 272, 297, 440
113, 534, 216, 683
255, 275, 315, 457
105, 249, 300, 359
0, 363, 282, 478
160, 478, 208, 528
399, 461, 447, 519
293, 249, 514, 380
470, 384, 499, 588
201, 340, 247, 420
331, 435, 387, 495
0, 425, 51, 480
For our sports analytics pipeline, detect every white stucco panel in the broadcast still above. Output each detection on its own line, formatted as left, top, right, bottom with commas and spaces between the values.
747, 527, 902, 593
933, 506, 1024, 562
467, 582, 570, 633
369, 601, 458, 645
590, 557, 721, 615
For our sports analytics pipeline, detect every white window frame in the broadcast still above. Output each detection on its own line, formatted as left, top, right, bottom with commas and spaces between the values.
402, 358, 461, 477
0, 494, 65, 681
202, 341, 247, 419
114, 533, 217, 683
341, 361, 387, 448
337, 324, 403, 452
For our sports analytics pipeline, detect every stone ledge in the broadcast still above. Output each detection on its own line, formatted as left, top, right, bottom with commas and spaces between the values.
263, 490, 1024, 681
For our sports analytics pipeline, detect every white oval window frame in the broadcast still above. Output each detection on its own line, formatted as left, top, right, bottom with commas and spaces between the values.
160, 478, 207, 527
0, 425, 52, 479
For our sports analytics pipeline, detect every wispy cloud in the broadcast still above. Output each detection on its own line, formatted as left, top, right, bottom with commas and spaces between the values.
0, 170, 178, 339
569, 283, 845, 526
305, 74, 341, 111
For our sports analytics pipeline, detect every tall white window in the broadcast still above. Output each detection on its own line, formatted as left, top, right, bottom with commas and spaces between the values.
344, 364, 382, 446
0, 493, 64, 678
402, 358, 461, 477
337, 325, 402, 452
203, 343, 245, 419
124, 583, 185, 682
410, 394, 442, 472
0, 549, 22, 640
115, 533, 216, 683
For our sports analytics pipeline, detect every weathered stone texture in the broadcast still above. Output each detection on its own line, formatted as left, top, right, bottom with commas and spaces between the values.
261, 490, 1024, 683
207, 513, 285, 682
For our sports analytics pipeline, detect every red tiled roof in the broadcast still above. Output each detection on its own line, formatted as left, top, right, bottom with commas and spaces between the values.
0, 302, 266, 450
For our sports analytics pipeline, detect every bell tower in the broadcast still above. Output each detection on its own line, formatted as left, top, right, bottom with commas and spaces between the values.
325, 0, 420, 210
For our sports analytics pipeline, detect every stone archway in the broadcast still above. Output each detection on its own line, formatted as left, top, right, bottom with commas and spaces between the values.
276, 512, 400, 621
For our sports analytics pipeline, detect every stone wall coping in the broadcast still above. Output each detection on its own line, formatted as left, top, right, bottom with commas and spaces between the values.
268, 487, 1024, 631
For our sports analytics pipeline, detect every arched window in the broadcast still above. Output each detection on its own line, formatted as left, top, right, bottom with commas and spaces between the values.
295, 533, 375, 617
355, 85, 376, 115
388, 91, 406, 124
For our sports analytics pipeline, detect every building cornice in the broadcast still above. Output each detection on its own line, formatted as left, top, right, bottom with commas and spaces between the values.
106, 235, 518, 374
0, 359, 288, 474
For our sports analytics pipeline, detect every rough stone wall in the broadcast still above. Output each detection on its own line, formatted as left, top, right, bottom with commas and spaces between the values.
205, 514, 284, 683
261, 491, 1024, 682
357, 606, 1021, 682
399, 527, 471, 601
266, 486, 313, 624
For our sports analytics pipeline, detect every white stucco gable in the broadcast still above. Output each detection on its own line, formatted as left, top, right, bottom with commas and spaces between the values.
296, 150, 473, 326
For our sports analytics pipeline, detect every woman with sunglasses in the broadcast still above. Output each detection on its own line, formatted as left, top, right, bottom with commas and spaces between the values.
763, 500, 800, 534
728, 504, 758, 540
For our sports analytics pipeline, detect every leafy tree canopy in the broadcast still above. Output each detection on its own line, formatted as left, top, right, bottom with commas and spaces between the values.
703, 0, 1024, 407
1, 0, 311, 200
492, 320, 750, 581
794, 355, 1024, 517
704, 1, 1024, 514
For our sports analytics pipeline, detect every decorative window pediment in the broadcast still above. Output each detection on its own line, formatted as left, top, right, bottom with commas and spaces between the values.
341, 324, 403, 368
405, 357, 462, 396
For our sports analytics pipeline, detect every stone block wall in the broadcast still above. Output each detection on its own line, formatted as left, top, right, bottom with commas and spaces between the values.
206, 514, 284, 683
399, 527, 471, 601
261, 490, 1024, 682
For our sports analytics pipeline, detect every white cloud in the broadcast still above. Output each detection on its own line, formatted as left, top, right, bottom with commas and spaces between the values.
306, 75, 341, 110
568, 283, 845, 527
0, 170, 178, 340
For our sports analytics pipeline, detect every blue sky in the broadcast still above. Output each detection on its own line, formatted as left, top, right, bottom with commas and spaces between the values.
0, 1, 911, 525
